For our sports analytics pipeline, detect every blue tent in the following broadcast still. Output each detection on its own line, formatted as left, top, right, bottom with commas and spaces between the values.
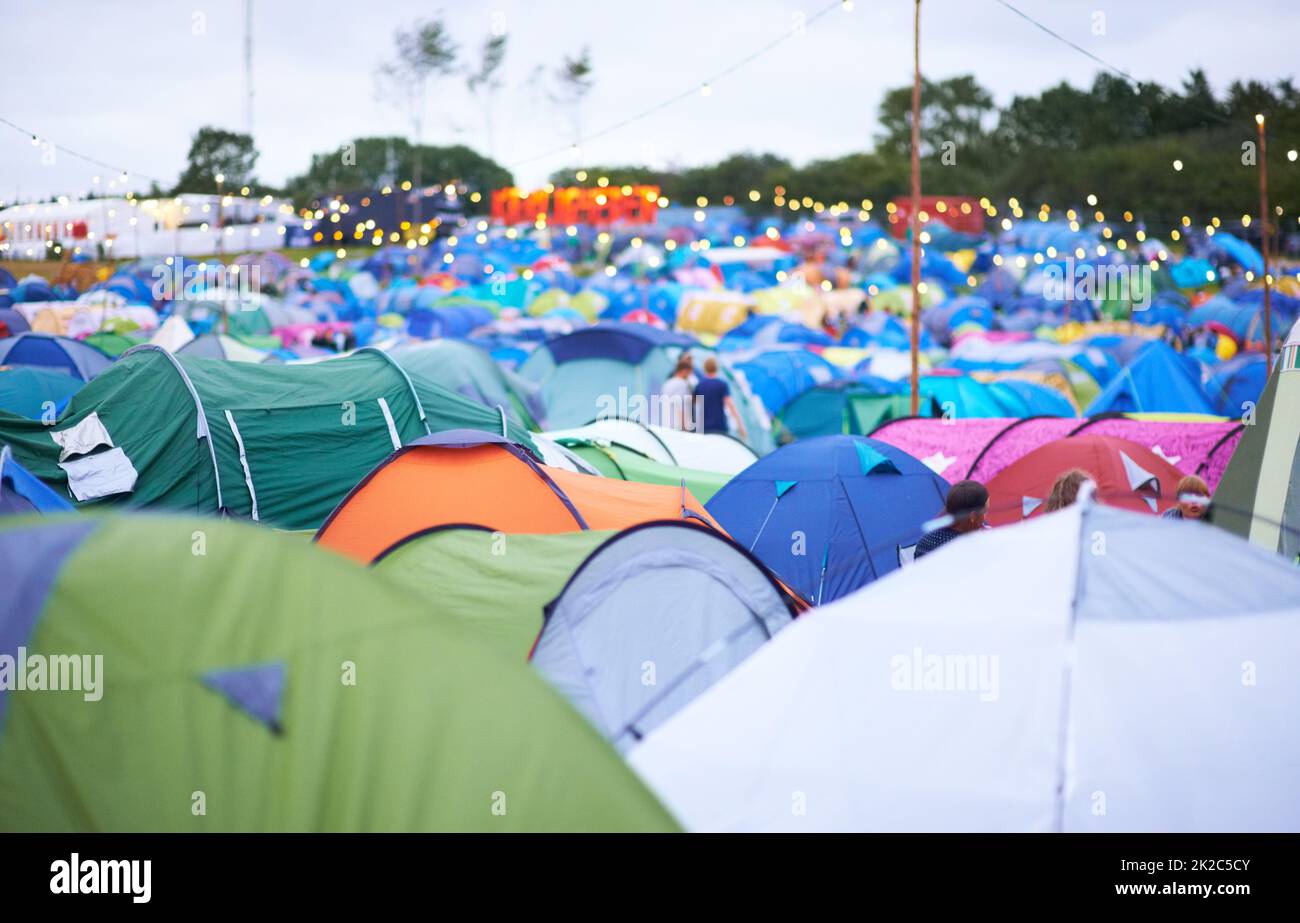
1084, 341, 1216, 415
0, 445, 73, 514
0, 333, 112, 381
706, 435, 948, 604
731, 348, 841, 416
0, 308, 30, 336
1204, 353, 1268, 417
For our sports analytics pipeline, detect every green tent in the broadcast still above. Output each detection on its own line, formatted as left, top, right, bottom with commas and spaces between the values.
0, 345, 537, 530
1214, 323, 1300, 560
778, 381, 935, 441
557, 438, 730, 502
374, 527, 615, 659
0, 514, 677, 832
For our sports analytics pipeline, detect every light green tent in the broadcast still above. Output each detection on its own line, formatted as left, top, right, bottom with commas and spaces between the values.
1214, 322, 1300, 559
557, 439, 729, 502
0, 345, 537, 530
0, 514, 678, 832
374, 527, 615, 658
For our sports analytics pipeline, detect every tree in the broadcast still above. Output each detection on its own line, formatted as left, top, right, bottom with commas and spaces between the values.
877, 75, 995, 160
173, 126, 258, 194
466, 33, 508, 157
552, 47, 594, 149
376, 17, 459, 221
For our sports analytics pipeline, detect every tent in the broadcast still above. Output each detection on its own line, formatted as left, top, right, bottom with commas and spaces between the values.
0, 332, 112, 381
389, 339, 543, 429
315, 431, 720, 563
706, 435, 949, 603
0, 445, 73, 514
778, 378, 935, 440
985, 434, 1184, 525
557, 439, 729, 502
871, 416, 1244, 491
532, 521, 797, 751
1084, 342, 1215, 415
0, 366, 80, 420
373, 527, 613, 659
0, 514, 677, 832
519, 323, 772, 454
730, 348, 841, 416
544, 418, 757, 475
1214, 319, 1300, 558
628, 498, 1300, 832
1205, 353, 1268, 418
0, 346, 535, 530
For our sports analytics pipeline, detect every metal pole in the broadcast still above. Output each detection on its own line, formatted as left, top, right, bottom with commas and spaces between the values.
909, 0, 923, 414
1257, 114, 1273, 360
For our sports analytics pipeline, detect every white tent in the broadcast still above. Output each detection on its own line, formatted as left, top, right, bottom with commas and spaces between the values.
544, 418, 757, 475
629, 497, 1300, 832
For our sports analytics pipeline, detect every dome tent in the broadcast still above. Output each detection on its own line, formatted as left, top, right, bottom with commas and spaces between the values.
706, 436, 949, 604
0, 515, 677, 832
532, 521, 797, 751
628, 498, 1300, 832
985, 434, 1185, 526
0, 332, 111, 381
315, 431, 720, 564
0, 444, 73, 514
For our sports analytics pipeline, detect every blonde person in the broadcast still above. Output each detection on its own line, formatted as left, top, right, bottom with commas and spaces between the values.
1163, 475, 1210, 521
1043, 469, 1094, 513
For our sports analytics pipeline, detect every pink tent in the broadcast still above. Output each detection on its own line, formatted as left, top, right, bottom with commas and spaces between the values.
871, 416, 1244, 490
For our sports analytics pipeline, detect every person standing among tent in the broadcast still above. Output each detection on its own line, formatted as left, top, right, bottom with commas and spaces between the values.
694, 357, 747, 440
914, 480, 988, 559
1163, 475, 1211, 521
662, 356, 695, 430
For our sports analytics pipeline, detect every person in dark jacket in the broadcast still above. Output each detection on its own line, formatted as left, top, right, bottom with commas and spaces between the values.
914, 480, 989, 559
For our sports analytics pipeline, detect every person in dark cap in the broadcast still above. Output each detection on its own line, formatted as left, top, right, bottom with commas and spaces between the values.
914, 480, 989, 560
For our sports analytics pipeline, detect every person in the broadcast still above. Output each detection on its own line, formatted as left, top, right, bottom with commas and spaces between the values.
914, 480, 989, 559
1163, 475, 1210, 521
661, 356, 695, 430
1043, 469, 1094, 513
694, 356, 747, 439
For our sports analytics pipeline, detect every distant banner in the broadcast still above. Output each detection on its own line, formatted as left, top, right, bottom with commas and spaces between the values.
491, 186, 661, 226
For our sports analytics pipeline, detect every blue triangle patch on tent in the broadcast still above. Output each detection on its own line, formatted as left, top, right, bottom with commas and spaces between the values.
854, 442, 899, 476
200, 661, 287, 734
775, 480, 798, 497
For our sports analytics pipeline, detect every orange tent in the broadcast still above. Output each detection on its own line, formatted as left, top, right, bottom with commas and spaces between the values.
315, 432, 720, 563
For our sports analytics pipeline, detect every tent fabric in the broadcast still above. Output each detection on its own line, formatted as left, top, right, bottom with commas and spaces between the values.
0, 346, 537, 530
706, 435, 949, 603
0, 333, 112, 381
779, 379, 934, 440
561, 440, 729, 502
373, 527, 614, 659
315, 435, 720, 563
389, 339, 542, 429
0, 367, 80, 420
532, 521, 795, 751
628, 500, 1300, 832
0, 515, 677, 832
1214, 320, 1300, 558
0, 445, 74, 515
1084, 342, 1216, 415
872, 416, 1244, 491
545, 418, 757, 475
985, 434, 1184, 525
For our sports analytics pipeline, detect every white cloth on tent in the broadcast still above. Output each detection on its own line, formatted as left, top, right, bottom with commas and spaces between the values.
49, 412, 114, 462
59, 446, 138, 501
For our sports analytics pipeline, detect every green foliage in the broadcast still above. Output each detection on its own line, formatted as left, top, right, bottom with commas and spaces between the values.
172, 126, 258, 195
281, 137, 512, 208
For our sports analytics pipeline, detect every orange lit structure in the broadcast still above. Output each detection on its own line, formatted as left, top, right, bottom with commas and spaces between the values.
491, 186, 661, 226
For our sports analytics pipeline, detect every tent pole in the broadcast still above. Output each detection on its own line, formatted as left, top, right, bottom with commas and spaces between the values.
1256, 114, 1273, 363
909, 0, 923, 415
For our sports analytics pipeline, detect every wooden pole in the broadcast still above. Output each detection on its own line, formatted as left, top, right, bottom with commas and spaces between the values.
1257, 114, 1273, 361
909, 0, 923, 415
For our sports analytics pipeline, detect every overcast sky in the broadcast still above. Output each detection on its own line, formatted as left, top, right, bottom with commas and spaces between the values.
2, 0, 1296, 203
